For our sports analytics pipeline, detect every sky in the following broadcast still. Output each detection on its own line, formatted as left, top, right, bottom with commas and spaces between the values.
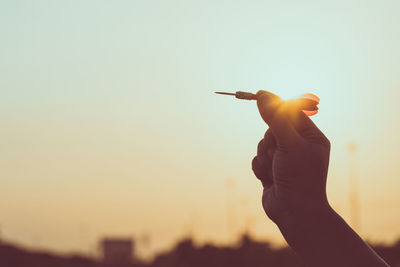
1, 0, 400, 260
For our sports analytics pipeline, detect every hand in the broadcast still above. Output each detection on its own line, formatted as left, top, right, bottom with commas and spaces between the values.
252, 91, 331, 223
252, 91, 389, 267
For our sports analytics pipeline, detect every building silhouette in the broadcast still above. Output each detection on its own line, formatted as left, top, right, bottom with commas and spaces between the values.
101, 238, 134, 265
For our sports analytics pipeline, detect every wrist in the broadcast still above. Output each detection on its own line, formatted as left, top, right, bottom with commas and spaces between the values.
273, 200, 333, 230
273, 202, 335, 261
272, 202, 389, 267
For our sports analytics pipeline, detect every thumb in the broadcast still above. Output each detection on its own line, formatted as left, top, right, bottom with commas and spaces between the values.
256, 91, 301, 146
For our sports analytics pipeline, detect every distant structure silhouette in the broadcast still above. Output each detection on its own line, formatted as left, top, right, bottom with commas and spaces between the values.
101, 238, 134, 265
348, 142, 361, 233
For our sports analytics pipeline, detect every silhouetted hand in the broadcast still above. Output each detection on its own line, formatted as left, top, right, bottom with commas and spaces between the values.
252, 90, 330, 222
251, 90, 389, 267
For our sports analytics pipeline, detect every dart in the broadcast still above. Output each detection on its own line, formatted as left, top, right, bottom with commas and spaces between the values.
215, 91, 320, 116
215, 91, 258, 100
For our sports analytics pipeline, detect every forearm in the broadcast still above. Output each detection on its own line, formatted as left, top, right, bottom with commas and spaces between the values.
275, 204, 389, 267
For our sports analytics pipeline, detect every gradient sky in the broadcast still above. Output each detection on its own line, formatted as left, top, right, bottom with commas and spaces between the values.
1, 0, 400, 260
